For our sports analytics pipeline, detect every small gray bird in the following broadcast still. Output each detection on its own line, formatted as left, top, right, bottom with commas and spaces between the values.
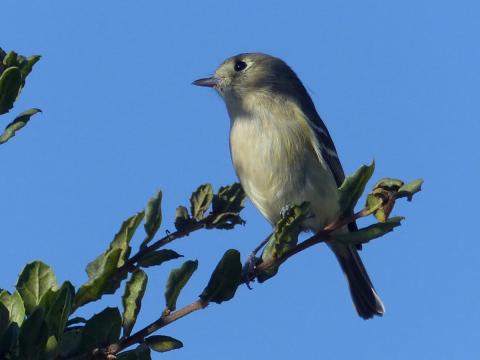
193, 53, 384, 319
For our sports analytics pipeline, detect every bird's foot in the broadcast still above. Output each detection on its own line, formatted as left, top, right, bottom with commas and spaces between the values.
280, 204, 293, 219
242, 252, 261, 289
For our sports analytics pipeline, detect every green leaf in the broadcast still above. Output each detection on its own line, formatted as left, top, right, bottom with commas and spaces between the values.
117, 344, 151, 360
74, 248, 122, 308
257, 203, 309, 282
41, 282, 74, 340
0, 108, 42, 145
365, 177, 422, 222
65, 317, 86, 327
200, 249, 242, 304
18, 307, 48, 360
373, 178, 404, 190
138, 249, 183, 268
0, 303, 8, 338
338, 162, 375, 215
0, 290, 25, 326
174, 206, 193, 231
207, 212, 246, 230
45, 335, 59, 360
122, 270, 148, 337
79, 211, 145, 307
190, 184, 213, 220
144, 191, 162, 241
107, 211, 145, 268
16, 261, 57, 316
0, 322, 19, 356
78, 307, 121, 352
397, 179, 424, 201
264, 203, 309, 260
145, 335, 183, 353
58, 328, 82, 357
18, 55, 41, 83
0, 67, 22, 115
165, 260, 198, 311
86, 211, 145, 277
332, 216, 404, 245
2, 52, 18, 67
208, 183, 246, 229
212, 183, 246, 215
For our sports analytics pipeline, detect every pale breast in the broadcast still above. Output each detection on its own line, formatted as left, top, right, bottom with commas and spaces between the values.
229, 108, 340, 229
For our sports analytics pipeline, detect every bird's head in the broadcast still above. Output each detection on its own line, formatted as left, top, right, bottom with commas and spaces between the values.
193, 53, 305, 102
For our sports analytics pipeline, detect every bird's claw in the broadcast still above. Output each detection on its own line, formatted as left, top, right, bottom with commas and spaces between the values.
280, 204, 293, 219
242, 252, 260, 289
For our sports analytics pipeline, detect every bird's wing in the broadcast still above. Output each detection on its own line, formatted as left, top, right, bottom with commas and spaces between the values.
296, 99, 345, 187
297, 99, 360, 235
307, 115, 345, 187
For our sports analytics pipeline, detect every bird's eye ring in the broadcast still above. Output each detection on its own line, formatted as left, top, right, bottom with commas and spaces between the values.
234, 61, 247, 72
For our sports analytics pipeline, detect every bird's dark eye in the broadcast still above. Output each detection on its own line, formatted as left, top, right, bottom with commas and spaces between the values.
234, 61, 247, 72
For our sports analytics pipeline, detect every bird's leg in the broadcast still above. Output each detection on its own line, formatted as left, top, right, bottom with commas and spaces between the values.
242, 232, 272, 288
242, 204, 295, 287
280, 204, 293, 219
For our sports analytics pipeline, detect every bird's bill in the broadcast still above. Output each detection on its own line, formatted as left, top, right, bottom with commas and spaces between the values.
192, 77, 218, 87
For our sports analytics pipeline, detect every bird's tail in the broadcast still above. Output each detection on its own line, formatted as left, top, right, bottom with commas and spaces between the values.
330, 243, 385, 319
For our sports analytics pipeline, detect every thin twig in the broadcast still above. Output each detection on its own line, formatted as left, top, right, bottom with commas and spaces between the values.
73, 206, 375, 358
254, 207, 370, 275
107, 299, 209, 354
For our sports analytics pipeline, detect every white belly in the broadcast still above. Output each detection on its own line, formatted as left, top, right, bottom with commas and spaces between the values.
229, 115, 340, 231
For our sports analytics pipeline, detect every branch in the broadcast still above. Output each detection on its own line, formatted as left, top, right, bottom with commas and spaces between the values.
106, 299, 209, 355
253, 208, 371, 277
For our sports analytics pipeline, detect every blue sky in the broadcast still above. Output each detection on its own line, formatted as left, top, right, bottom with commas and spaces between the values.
1, 1, 479, 359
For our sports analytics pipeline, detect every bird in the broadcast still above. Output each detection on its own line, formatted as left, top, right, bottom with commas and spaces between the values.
192, 53, 384, 319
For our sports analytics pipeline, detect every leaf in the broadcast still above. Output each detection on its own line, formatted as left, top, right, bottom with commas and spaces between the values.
212, 183, 246, 215
174, 206, 193, 231
0, 108, 42, 145
65, 317, 86, 327
264, 203, 309, 260
397, 179, 424, 201
18, 55, 41, 83
257, 204, 309, 283
107, 211, 145, 268
365, 177, 422, 222
200, 249, 242, 304
144, 191, 162, 241
0, 305, 12, 355
0, 290, 25, 326
190, 184, 213, 220
85, 211, 145, 277
16, 261, 57, 315
41, 281, 74, 339
45, 335, 59, 360
0, 303, 8, 338
0, 322, 19, 355
165, 260, 198, 311
332, 216, 404, 245
58, 328, 82, 357
117, 344, 151, 360
138, 249, 183, 268
80, 211, 145, 306
78, 307, 121, 352
338, 162, 375, 215
2, 52, 18, 67
145, 335, 183, 353
207, 212, 246, 230
74, 248, 122, 308
18, 307, 48, 360
122, 270, 148, 337
208, 183, 246, 229
0, 67, 22, 114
